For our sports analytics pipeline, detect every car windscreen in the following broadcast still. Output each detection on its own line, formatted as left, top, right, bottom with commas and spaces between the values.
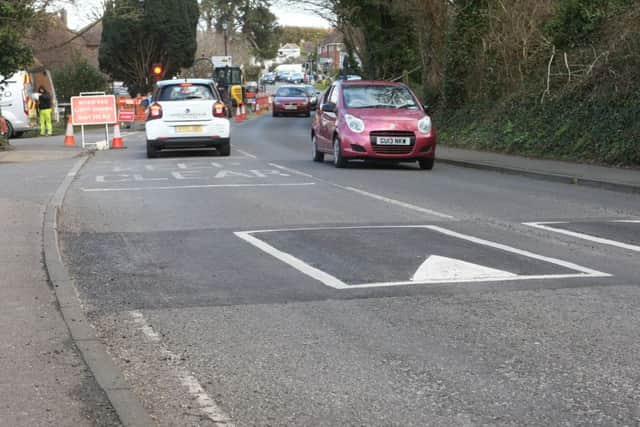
342, 85, 419, 109
304, 87, 315, 96
276, 87, 307, 97
158, 84, 215, 101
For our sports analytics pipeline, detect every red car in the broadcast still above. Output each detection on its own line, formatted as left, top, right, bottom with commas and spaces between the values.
272, 86, 311, 117
311, 80, 436, 169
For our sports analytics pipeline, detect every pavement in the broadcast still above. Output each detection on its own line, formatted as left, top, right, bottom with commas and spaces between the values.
0, 135, 120, 426
437, 146, 640, 193
2, 117, 639, 426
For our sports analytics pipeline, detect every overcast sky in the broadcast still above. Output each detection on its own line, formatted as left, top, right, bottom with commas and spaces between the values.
65, 1, 331, 30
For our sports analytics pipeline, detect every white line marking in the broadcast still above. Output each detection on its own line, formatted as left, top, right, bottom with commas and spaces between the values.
348, 273, 606, 289
235, 225, 611, 289
411, 255, 517, 282
337, 186, 455, 219
81, 182, 316, 192
268, 163, 455, 219
427, 225, 609, 276
611, 220, 640, 223
234, 231, 349, 289
129, 311, 234, 426
236, 149, 257, 159
524, 221, 640, 253
269, 163, 314, 178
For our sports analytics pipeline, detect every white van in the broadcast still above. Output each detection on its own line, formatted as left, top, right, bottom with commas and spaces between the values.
0, 68, 58, 137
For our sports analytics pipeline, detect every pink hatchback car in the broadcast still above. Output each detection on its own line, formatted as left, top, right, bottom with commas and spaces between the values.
311, 81, 436, 169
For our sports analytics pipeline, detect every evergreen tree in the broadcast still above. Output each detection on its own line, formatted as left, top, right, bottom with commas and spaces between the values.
99, 0, 200, 94
0, 1, 35, 79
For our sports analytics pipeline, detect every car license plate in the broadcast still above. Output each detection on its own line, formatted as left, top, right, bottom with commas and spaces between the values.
176, 126, 204, 133
285, 105, 297, 110
376, 136, 411, 145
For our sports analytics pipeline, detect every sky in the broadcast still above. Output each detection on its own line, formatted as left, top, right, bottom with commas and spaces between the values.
65, 1, 331, 30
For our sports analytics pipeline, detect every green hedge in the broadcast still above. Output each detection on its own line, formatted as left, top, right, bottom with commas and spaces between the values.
440, 87, 640, 166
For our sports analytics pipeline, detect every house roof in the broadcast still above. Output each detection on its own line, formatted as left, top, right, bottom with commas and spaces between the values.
320, 30, 343, 46
281, 43, 300, 50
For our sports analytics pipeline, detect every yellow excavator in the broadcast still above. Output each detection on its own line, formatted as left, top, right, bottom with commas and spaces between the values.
213, 66, 244, 109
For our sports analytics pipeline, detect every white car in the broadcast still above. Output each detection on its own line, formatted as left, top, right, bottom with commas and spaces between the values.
145, 79, 231, 158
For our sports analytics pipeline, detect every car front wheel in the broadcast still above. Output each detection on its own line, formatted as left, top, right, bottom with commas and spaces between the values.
312, 135, 324, 162
418, 158, 434, 170
333, 137, 347, 168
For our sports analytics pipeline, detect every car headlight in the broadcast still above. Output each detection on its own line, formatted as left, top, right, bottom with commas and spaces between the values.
345, 114, 365, 133
418, 115, 432, 134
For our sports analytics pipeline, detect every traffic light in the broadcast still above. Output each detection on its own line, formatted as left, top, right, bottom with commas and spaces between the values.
151, 63, 163, 81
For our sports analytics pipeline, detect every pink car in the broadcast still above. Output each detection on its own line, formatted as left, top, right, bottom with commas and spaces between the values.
311, 80, 436, 169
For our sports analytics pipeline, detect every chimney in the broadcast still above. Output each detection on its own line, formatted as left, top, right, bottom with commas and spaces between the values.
59, 9, 67, 26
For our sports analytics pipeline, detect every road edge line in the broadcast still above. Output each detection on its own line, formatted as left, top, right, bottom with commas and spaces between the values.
43, 154, 154, 427
437, 157, 640, 195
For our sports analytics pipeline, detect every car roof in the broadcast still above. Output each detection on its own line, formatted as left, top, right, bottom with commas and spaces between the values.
340, 80, 405, 87
156, 78, 214, 87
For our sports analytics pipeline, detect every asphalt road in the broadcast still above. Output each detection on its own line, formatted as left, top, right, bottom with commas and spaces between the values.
60, 113, 640, 426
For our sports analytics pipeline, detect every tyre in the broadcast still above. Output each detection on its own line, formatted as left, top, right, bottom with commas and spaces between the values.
272, 110, 278, 117
5, 121, 14, 139
146, 142, 158, 158
218, 141, 231, 156
333, 137, 347, 168
418, 158, 434, 170
305, 110, 311, 117
312, 135, 324, 162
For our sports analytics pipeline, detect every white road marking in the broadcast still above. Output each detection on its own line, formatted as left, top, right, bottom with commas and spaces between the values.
129, 311, 234, 426
524, 221, 640, 253
236, 149, 257, 159
235, 225, 611, 289
411, 255, 517, 282
234, 231, 349, 289
81, 182, 316, 192
347, 273, 608, 289
268, 163, 455, 219
269, 163, 314, 178
337, 185, 455, 219
427, 225, 609, 276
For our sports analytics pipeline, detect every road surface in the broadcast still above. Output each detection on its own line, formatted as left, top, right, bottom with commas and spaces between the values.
60, 112, 640, 426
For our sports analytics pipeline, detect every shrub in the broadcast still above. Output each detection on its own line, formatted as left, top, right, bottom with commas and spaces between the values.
52, 56, 108, 102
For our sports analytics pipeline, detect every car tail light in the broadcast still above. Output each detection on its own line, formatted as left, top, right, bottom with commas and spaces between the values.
213, 102, 226, 118
147, 103, 163, 120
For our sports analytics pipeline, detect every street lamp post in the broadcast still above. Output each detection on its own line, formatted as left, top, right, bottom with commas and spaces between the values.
222, 23, 228, 57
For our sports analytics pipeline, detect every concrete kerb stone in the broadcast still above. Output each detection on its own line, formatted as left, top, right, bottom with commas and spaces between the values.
43, 154, 154, 427
436, 157, 640, 195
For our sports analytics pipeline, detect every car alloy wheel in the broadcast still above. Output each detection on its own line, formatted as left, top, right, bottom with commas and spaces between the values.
333, 137, 347, 168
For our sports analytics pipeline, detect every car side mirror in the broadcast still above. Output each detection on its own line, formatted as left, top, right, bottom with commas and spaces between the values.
322, 102, 336, 113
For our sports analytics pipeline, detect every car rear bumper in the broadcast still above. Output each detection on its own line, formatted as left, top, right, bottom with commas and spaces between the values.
145, 118, 230, 141
147, 137, 229, 150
